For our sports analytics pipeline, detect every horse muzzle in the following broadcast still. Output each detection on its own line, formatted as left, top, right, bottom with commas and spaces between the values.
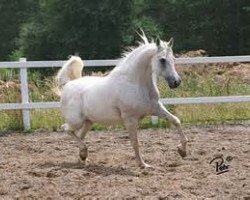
166, 76, 181, 89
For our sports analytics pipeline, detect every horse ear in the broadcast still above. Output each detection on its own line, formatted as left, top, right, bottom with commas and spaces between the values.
156, 37, 161, 48
168, 37, 174, 48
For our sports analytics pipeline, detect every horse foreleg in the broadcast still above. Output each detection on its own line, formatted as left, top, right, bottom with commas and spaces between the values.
153, 102, 189, 157
124, 118, 151, 168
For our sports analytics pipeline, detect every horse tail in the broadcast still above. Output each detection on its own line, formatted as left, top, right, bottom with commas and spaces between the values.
54, 56, 84, 96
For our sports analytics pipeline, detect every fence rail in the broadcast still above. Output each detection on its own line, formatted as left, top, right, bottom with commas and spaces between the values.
1, 55, 250, 69
1, 56, 250, 129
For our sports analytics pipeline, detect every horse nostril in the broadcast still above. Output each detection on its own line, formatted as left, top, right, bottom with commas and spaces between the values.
175, 79, 181, 87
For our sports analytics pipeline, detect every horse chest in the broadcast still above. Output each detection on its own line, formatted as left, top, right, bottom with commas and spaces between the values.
117, 89, 153, 117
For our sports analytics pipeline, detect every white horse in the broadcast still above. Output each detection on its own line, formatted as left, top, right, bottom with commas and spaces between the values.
55, 32, 188, 168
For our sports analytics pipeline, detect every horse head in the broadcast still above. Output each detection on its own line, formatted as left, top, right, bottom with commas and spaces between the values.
152, 37, 181, 89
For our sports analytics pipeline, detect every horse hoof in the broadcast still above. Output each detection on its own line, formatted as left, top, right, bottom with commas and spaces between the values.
77, 158, 87, 167
177, 146, 187, 158
139, 162, 153, 169
79, 147, 88, 161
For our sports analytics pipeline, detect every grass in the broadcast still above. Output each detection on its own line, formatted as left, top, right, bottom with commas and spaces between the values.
0, 63, 250, 131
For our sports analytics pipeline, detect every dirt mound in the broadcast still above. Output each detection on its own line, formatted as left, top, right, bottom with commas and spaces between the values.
176, 49, 208, 57
176, 50, 250, 84
223, 63, 250, 84
0, 125, 249, 199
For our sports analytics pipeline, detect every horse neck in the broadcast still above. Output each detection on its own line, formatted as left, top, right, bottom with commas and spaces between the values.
114, 44, 157, 86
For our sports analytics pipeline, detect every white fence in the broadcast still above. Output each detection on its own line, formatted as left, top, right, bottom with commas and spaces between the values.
1, 56, 250, 130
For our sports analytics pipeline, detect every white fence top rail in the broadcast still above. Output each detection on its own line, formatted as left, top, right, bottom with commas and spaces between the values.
1, 96, 250, 111
1, 55, 250, 68
175, 55, 250, 64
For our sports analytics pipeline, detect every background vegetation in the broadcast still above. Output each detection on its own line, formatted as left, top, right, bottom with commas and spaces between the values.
1, 0, 250, 61
1, 56, 249, 131
0, 0, 250, 130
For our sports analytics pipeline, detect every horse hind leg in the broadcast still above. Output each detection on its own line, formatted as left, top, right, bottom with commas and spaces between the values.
62, 123, 84, 147
77, 121, 92, 162
67, 130, 88, 163
62, 121, 91, 163
78, 120, 92, 140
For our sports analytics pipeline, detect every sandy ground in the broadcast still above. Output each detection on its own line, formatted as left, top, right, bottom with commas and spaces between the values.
0, 125, 249, 200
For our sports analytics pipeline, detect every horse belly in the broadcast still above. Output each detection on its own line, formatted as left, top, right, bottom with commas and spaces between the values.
83, 92, 122, 125
85, 104, 122, 125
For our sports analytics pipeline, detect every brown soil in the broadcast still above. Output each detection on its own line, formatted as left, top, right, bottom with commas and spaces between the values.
0, 125, 249, 200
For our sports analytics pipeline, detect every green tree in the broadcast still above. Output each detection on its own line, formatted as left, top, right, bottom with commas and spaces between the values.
0, 0, 38, 60
19, 0, 134, 60
2, 0, 250, 62
141, 0, 250, 55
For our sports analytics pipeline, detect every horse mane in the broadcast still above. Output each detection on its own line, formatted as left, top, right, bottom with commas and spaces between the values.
121, 29, 151, 59
109, 30, 160, 80
111, 29, 172, 79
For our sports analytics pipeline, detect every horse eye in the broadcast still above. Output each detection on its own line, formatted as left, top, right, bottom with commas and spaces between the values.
160, 58, 166, 64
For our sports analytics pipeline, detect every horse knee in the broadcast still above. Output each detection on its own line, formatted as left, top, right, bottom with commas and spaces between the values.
61, 123, 74, 131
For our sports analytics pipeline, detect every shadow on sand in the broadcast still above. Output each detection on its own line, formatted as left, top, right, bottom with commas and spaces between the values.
39, 160, 138, 177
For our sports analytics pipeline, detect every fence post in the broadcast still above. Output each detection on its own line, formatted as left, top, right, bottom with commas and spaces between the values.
19, 57, 30, 130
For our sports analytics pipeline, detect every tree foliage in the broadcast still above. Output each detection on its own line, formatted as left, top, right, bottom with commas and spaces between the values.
0, 0, 249, 61
0, 0, 38, 60
19, 0, 134, 60
139, 0, 250, 55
